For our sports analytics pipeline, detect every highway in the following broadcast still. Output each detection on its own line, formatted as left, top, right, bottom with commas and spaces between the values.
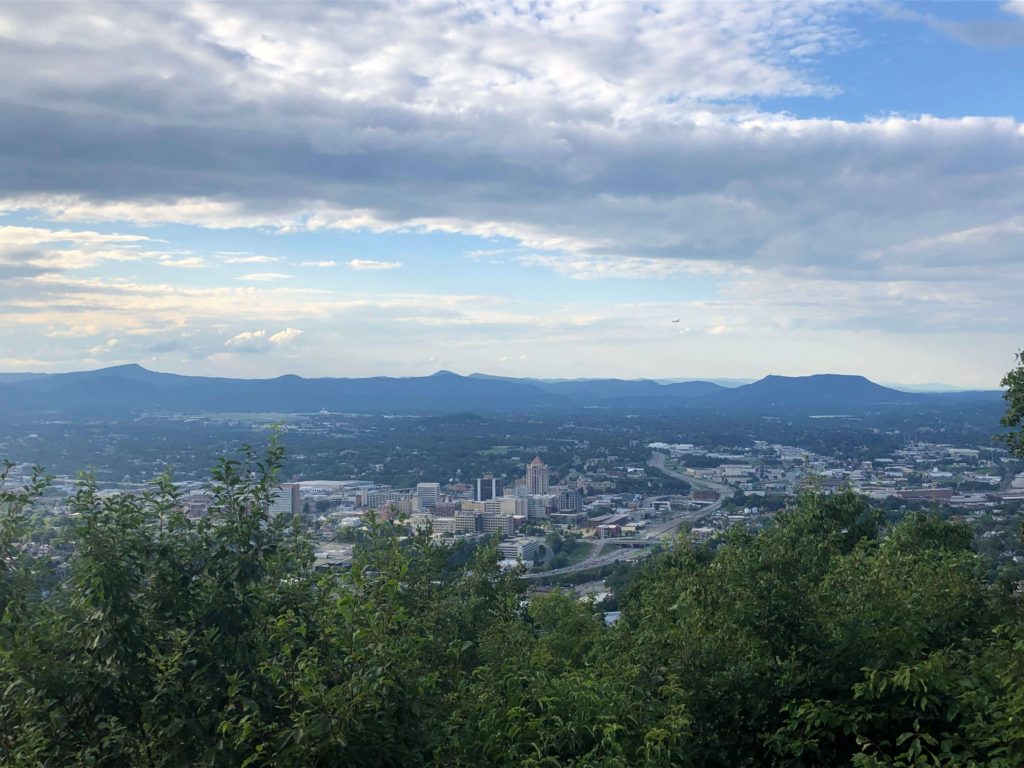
648, 450, 734, 496
521, 544, 646, 580
521, 480, 722, 581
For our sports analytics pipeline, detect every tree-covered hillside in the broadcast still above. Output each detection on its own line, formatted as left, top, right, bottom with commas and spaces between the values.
1, 438, 1022, 766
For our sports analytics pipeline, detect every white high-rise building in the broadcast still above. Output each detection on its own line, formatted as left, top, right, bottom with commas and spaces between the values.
416, 482, 441, 509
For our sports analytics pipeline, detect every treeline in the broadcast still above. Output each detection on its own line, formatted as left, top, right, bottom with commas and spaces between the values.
1, 445, 1023, 766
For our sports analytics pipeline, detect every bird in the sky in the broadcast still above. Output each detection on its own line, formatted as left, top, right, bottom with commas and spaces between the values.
671, 319, 680, 323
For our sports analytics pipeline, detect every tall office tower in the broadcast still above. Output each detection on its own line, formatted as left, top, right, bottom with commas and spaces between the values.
526, 455, 550, 495
269, 483, 301, 518
475, 474, 504, 502
416, 482, 441, 509
558, 488, 584, 512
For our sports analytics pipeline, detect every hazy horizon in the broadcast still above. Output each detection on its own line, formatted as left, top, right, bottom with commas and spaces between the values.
1, 1, 1023, 388
0, 360, 1003, 392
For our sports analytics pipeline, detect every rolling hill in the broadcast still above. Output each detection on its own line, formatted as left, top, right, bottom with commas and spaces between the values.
0, 365, 566, 414
0, 365, 1002, 415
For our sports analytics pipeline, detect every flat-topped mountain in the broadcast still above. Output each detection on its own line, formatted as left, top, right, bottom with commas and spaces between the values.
699, 373, 917, 409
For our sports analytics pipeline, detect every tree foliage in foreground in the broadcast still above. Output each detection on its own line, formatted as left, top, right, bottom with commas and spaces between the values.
1001, 348, 1024, 459
0, 444, 1022, 766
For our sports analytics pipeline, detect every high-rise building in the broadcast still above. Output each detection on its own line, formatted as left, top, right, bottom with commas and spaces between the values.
269, 483, 301, 518
416, 482, 441, 509
526, 455, 550, 495
474, 475, 503, 502
558, 489, 583, 513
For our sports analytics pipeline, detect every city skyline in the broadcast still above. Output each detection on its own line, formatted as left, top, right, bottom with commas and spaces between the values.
1, 2, 1023, 388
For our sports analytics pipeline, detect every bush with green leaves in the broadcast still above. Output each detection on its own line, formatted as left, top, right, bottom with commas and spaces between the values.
1, 435, 1022, 765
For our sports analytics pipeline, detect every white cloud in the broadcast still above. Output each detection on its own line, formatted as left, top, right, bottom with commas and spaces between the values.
223, 326, 303, 353
346, 259, 402, 271
45, 324, 99, 338
300, 260, 336, 267
0, 225, 158, 271
0, 225, 150, 246
2, 247, 149, 271
224, 329, 267, 351
218, 253, 280, 264
515, 252, 693, 280
159, 255, 206, 268
268, 327, 303, 345
236, 272, 294, 282
86, 338, 119, 356
0, 197, 298, 230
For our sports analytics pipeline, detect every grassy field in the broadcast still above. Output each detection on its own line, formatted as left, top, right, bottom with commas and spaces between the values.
478, 445, 514, 456
561, 539, 595, 566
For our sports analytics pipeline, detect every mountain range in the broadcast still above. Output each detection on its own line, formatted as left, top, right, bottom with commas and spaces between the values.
0, 364, 1003, 415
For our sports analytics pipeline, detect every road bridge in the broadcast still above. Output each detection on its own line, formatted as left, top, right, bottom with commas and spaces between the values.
521, 499, 721, 581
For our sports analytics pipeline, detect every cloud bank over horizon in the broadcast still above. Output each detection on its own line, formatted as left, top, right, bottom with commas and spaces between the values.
0, 1, 1021, 387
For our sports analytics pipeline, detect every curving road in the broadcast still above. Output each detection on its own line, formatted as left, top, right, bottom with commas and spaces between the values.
522, 462, 722, 581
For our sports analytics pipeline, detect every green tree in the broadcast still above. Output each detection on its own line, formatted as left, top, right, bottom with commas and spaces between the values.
1000, 348, 1024, 457
2, 441, 1023, 766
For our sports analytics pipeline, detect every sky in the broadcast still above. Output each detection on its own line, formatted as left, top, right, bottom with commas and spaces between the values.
0, 1, 1023, 388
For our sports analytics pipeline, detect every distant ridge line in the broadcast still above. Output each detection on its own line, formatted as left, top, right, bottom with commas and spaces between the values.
0, 364, 1003, 415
